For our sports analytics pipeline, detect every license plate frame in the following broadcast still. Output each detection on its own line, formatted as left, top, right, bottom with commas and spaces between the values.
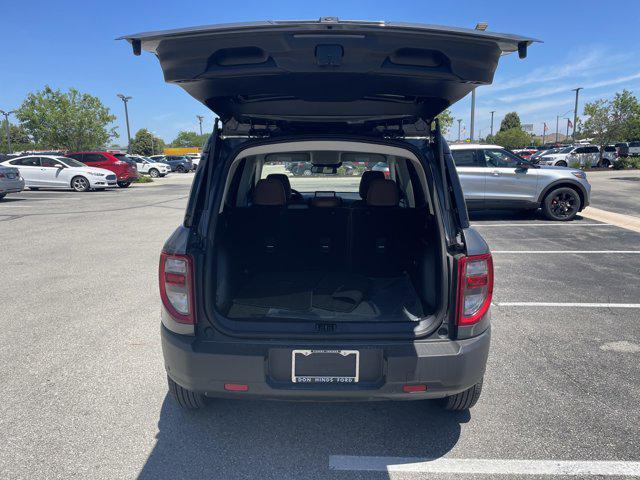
291, 349, 359, 384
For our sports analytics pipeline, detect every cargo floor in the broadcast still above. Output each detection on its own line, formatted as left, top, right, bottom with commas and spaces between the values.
227, 271, 424, 321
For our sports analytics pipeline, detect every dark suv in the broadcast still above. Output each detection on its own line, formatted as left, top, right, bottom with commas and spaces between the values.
123, 19, 536, 410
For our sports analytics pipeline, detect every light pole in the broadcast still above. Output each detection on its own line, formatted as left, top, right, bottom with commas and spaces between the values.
196, 115, 204, 135
490, 111, 495, 137
565, 118, 571, 139
0, 109, 16, 153
571, 87, 583, 141
117, 94, 132, 152
457, 119, 462, 141
470, 88, 476, 141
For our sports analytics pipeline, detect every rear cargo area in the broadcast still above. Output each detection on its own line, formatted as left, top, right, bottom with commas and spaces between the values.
210, 147, 443, 326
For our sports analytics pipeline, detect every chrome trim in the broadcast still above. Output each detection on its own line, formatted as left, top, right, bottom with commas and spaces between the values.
291, 349, 360, 384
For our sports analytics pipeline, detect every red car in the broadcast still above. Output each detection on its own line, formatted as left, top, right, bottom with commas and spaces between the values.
66, 151, 139, 188
512, 148, 537, 160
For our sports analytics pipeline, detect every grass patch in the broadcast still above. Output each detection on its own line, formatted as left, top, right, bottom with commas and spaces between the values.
134, 176, 153, 183
613, 156, 640, 170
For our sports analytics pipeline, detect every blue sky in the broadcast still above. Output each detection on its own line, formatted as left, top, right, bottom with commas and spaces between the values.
2, 0, 639, 143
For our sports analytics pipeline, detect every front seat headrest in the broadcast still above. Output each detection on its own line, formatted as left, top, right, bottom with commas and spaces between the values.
359, 170, 385, 199
267, 173, 292, 199
366, 178, 399, 207
252, 178, 286, 206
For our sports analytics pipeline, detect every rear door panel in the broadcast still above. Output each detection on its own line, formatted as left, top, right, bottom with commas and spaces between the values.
482, 149, 538, 206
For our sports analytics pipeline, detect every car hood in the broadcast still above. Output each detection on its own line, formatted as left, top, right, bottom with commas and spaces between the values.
77, 167, 114, 176
537, 165, 581, 173
121, 19, 537, 131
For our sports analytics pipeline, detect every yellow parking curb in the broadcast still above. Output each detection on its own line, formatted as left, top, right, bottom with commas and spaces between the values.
581, 207, 640, 233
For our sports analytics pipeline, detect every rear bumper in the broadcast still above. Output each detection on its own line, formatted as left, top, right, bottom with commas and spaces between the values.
161, 325, 490, 401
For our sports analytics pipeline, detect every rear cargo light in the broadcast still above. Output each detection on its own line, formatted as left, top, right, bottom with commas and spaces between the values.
159, 252, 195, 324
456, 253, 493, 326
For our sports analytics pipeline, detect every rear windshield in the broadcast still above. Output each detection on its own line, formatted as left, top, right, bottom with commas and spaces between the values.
259, 151, 388, 193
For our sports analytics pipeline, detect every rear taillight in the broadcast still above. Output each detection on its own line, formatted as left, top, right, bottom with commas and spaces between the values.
456, 253, 493, 326
159, 252, 195, 324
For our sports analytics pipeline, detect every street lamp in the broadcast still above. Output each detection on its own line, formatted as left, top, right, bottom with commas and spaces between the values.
0, 109, 16, 153
457, 119, 462, 141
571, 87, 583, 141
470, 88, 476, 141
117, 94, 132, 152
196, 115, 204, 135
564, 118, 571, 139
490, 111, 495, 137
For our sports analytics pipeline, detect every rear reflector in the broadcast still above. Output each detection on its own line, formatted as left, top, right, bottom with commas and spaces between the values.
403, 384, 427, 393
224, 383, 249, 392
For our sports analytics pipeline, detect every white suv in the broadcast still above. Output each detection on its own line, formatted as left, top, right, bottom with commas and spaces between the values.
538, 145, 600, 168
128, 155, 171, 177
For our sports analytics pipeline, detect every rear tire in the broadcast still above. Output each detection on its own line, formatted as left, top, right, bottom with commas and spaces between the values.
117, 181, 131, 188
167, 376, 207, 409
440, 379, 483, 411
149, 168, 160, 178
556, 160, 568, 167
175, 165, 186, 173
601, 159, 611, 168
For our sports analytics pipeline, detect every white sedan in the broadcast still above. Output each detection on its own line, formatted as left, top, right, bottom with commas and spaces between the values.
128, 155, 171, 178
1, 155, 117, 192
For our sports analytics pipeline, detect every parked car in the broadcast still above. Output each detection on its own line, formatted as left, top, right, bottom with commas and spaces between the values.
0, 165, 25, 199
128, 155, 171, 177
600, 146, 617, 166
450, 144, 591, 221
628, 141, 640, 156
123, 18, 537, 410
371, 161, 391, 178
150, 155, 193, 173
185, 153, 201, 169
537, 145, 600, 168
288, 161, 313, 176
66, 151, 139, 187
1, 155, 117, 191
512, 148, 537, 160
615, 142, 629, 157
529, 147, 559, 163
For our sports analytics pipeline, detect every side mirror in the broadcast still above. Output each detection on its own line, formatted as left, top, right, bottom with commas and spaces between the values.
516, 161, 529, 170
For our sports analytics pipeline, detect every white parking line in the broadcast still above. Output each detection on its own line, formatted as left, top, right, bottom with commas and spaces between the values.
492, 250, 640, 254
472, 223, 613, 227
495, 302, 640, 308
329, 456, 640, 476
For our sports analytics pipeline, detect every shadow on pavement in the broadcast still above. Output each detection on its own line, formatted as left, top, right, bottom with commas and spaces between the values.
469, 209, 588, 222
138, 395, 468, 480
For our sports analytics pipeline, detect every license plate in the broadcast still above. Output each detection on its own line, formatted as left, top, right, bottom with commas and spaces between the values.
291, 349, 359, 384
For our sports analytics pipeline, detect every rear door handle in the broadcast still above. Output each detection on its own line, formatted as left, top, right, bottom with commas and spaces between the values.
491, 170, 500, 176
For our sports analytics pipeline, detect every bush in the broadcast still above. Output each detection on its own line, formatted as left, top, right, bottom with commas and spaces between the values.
613, 156, 640, 170
134, 176, 153, 183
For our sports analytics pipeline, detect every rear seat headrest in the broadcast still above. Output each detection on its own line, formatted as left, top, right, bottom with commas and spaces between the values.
366, 178, 399, 207
267, 173, 292, 199
359, 170, 385, 199
310, 196, 342, 208
253, 178, 286, 206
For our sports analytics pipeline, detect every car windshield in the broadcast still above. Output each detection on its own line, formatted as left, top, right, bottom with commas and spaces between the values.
57, 157, 85, 167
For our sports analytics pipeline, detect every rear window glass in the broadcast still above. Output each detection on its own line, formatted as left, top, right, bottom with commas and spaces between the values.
451, 150, 476, 167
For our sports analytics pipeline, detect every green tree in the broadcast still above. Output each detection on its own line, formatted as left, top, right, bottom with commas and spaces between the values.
499, 112, 522, 132
0, 122, 33, 153
582, 99, 615, 155
130, 129, 165, 156
491, 127, 531, 150
611, 89, 640, 141
15, 86, 117, 150
436, 109, 454, 135
170, 130, 209, 148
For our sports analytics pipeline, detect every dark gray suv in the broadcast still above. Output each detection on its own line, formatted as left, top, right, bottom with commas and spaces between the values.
122, 19, 536, 410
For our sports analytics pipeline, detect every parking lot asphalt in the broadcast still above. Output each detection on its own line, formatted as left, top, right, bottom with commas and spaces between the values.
1, 173, 639, 479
